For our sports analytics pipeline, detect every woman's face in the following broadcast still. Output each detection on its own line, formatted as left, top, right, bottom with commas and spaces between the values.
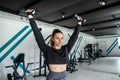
52, 32, 64, 48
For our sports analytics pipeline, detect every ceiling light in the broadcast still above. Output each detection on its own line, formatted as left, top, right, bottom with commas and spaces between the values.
61, 12, 65, 18
110, 15, 115, 19
116, 24, 120, 27
99, 0, 106, 6
92, 29, 95, 31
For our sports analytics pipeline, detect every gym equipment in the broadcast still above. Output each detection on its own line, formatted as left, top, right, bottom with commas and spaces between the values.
5, 53, 27, 80
78, 50, 91, 65
74, 14, 86, 23
67, 54, 78, 73
19, 8, 40, 18
67, 15, 85, 73
94, 49, 102, 58
33, 34, 51, 77
67, 36, 82, 73
78, 44, 97, 64
84, 44, 96, 60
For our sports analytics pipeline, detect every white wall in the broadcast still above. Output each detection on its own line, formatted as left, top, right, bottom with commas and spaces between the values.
96, 35, 120, 56
0, 11, 96, 80
118, 37, 120, 46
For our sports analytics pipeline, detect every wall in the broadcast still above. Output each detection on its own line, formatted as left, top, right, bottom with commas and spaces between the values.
96, 35, 120, 56
0, 11, 96, 80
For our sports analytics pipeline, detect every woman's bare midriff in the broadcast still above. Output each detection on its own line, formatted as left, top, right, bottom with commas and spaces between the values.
49, 64, 67, 72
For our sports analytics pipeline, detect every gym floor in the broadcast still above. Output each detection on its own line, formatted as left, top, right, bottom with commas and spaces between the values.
27, 57, 120, 80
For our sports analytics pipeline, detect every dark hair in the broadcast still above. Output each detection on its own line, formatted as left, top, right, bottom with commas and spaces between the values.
50, 29, 63, 47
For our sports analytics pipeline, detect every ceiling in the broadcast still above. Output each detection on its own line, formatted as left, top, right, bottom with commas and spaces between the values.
0, 0, 120, 37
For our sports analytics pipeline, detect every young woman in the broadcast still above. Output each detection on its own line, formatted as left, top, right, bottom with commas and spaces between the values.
26, 9, 82, 80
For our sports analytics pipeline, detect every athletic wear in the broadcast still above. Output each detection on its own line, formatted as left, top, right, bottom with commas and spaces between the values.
47, 70, 67, 80
29, 19, 80, 64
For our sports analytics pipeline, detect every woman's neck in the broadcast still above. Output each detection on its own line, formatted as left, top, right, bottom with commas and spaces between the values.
53, 45, 61, 49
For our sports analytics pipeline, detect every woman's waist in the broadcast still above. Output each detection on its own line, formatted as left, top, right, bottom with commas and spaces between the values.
49, 64, 67, 72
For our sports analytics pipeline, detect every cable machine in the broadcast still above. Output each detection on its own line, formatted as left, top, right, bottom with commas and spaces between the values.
6, 53, 27, 80
34, 33, 51, 77
78, 44, 97, 64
